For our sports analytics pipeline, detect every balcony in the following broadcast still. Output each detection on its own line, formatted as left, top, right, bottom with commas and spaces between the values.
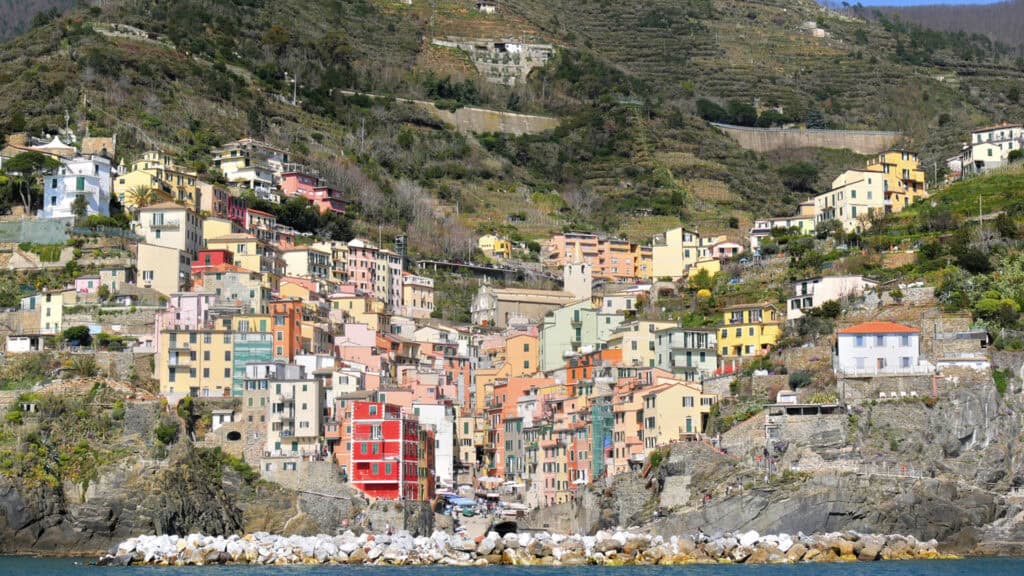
150, 219, 181, 231
168, 342, 190, 351
280, 428, 295, 438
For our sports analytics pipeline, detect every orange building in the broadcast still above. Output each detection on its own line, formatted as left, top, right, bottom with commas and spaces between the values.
565, 348, 622, 393
542, 232, 652, 281
269, 298, 304, 361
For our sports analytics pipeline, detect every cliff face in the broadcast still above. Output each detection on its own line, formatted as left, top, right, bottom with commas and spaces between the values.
526, 378, 1024, 554
0, 448, 244, 555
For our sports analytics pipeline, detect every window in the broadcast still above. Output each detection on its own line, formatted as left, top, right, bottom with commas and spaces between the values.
901, 357, 912, 368
875, 335, 885, 347
369, 404, 378, 416
372, 463, 379, 475
682, 397, 694, 408
900, 335, 910, 346
855, 357, 865, 370
854, 335, 864, 347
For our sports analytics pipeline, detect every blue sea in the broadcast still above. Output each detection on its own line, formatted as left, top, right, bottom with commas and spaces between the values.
2, 557, 1024, 575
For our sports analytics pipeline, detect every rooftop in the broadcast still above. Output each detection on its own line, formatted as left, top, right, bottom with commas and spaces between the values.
837, 321, 919, 335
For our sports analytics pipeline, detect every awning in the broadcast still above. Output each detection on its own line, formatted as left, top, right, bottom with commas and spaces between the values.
485, 492, 500, 499
449, 497, 477, 507
573, 479, 587, 485
477, 476, 503, 484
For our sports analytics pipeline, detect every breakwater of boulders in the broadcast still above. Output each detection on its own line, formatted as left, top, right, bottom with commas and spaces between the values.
98, 528, 953, 566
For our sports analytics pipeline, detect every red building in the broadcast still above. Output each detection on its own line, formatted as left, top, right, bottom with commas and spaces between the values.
348, 401, 429, 500
227, 195, 248, 227
191, 249, 234, 273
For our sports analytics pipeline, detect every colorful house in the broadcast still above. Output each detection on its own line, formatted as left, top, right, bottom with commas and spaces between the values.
717, 302, 782, 373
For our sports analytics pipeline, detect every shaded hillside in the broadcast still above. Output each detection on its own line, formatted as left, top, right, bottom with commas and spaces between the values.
876, 0, 1024, 48
0, 0, 75, 41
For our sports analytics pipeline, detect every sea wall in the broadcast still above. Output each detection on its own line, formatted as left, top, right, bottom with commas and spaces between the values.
100, 528, 950, 566
711, 123, 902, 154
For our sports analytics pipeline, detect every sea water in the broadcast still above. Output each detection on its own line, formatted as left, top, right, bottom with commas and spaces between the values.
2, 557, 1024, 575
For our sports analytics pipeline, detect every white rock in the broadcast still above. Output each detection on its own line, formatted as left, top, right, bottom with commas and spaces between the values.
738, 530, 760, 548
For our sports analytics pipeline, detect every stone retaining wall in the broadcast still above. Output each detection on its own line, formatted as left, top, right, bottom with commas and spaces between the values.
711, 123, 902, 154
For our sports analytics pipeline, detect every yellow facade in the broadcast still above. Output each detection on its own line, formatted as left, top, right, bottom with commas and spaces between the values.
652, 227, 701, 280
478, 234, 512, 259
202, 218, 242, 244
231, 315, 272, 334
330, 295, 388, 331
606, 321, 676, 368
718, 303, 782, 363
687, 258, 721, 280
642, 379, 717, 448
159, 328, 235, 399
115, 151, 208, 212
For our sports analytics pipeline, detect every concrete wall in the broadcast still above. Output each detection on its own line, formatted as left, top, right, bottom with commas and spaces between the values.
429, 105, 560, 136
771, 412, 848, 449
0, 218, 72, 244
711, 123, 902, 155
338, 90, 559, 136
839, 374, 935, 403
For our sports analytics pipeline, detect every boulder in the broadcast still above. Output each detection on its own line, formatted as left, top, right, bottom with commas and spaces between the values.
785, 543, 807, 563
738, 530, 760, 548
348, 548, 368, 564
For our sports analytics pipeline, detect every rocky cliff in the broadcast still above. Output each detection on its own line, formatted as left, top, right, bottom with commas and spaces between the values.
0, 447, 243, 555
526, 375, 1024, 555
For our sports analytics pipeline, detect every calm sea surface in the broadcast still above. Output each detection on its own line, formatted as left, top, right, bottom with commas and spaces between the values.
2, 557, 1024, 575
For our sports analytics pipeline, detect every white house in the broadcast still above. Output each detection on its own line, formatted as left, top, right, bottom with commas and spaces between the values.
787, 275, 877, 320
961, 123, 1023, 177
834, 321, 928, 376
411, 402, 455, 489
39, 155, 113, 219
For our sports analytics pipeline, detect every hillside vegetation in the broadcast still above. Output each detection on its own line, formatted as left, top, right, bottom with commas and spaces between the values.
0, 0, 1022, 256
875, 0, 1024, 48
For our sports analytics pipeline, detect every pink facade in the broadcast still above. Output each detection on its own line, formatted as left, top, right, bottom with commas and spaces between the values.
280, 172, 346, 214
347, 239, 378, 294
75, 276, 100, 294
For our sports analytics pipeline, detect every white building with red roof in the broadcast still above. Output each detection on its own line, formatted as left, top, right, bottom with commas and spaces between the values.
834, 321, 930, 376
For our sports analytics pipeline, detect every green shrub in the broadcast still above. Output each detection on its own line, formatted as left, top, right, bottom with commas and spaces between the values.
788, 370, 813, 389
154, 421, 180, 445
994, 369, 1009, 396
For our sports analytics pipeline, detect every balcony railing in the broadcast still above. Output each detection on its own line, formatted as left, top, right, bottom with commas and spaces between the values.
150, 219, 180, 231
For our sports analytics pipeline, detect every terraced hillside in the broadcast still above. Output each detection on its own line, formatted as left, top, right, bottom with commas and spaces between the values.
0, 0, 1022, 255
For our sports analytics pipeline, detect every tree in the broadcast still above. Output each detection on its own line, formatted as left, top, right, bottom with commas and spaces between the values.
688, 268, 715, 292
2, 151, 59, 214
777, 162, 819, 193
71, 194, 88, 219
62, 325, 92, 346
726, 100, 758, 126
126, 185, 163, 212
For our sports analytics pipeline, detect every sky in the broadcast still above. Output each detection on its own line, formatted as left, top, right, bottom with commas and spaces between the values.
849, 0, 1005, 5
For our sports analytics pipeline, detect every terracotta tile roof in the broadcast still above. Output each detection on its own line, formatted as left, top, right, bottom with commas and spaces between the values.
837, 321, 919, 335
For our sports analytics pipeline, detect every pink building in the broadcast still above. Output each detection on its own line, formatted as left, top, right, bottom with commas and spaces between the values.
542, 232, 651, 281
153, 291, 216, 354
347, 239, 378, 294
75, 275, 100, 294
280, 171, 346, 214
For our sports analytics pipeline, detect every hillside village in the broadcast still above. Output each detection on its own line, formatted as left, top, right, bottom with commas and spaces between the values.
1, 0, 1024, 560
0, 112, 1021, 527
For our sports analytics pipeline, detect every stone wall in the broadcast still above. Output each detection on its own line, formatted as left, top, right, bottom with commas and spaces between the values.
63, 307, 158, 335
711, 123, 902, 154
719, 411, 765, 456
839, 374, 935, 403
771, 412, 848, 449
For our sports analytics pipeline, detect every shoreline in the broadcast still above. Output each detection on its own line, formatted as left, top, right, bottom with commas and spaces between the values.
96, 529, 964, 567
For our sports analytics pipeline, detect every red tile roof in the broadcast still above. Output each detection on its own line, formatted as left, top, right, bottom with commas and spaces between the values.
837, 321, 919, 335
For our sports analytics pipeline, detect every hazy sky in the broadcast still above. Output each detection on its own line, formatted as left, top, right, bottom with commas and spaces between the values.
850, 0, 1005, 5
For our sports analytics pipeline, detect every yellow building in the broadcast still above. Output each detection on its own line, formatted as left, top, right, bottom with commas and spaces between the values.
687, 258, 721, 281
605, 320, 677, 368
205, 234, 282, 278
400, 274, 435, 319
814, 150, 928, 232
115, 151, 209, 212
641, 378, 718, 449
202, 217, 243, 244
159, 327, 235, 400
478, 234, 513, 259
329, 293, 389, 332
718, 302, 782, 372
231, 314, 272, 334
652, 227, 701, 280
